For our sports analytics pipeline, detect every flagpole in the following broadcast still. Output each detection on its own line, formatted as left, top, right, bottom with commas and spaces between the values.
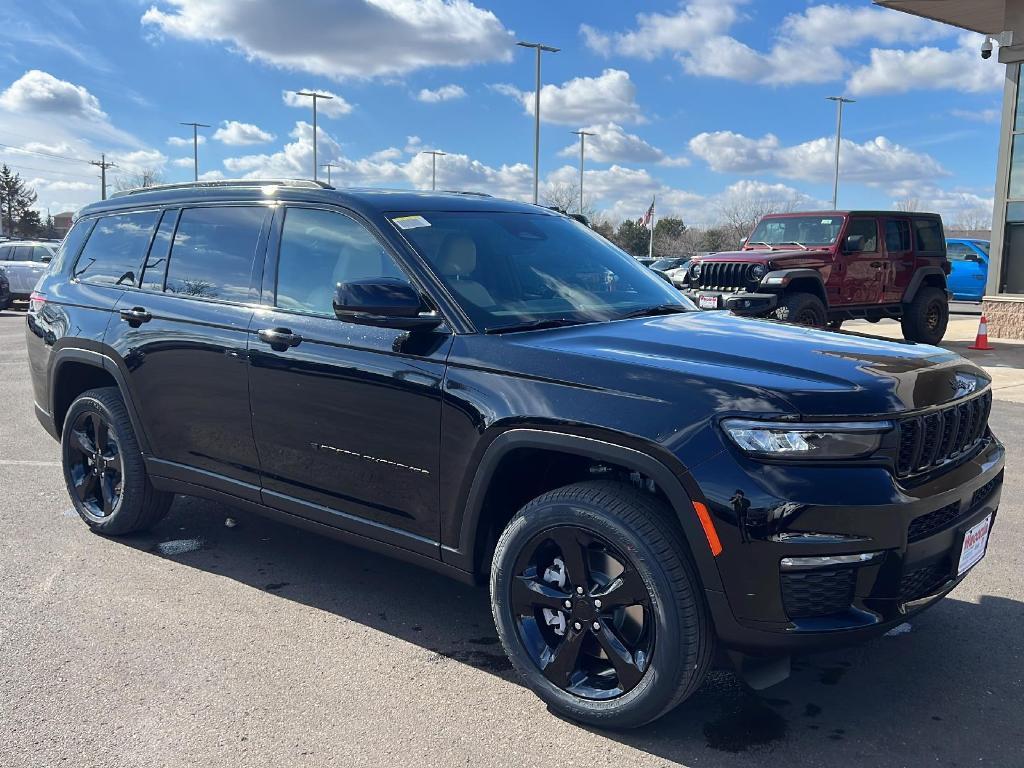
648, 197, 655, 260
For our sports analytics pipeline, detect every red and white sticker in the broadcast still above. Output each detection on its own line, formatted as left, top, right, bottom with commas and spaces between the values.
958, 514, 992, 576
698, 294, 720, 310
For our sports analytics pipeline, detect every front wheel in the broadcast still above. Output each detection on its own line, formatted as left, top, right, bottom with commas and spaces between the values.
774, 291, 827, 327
490, 481, 713, 729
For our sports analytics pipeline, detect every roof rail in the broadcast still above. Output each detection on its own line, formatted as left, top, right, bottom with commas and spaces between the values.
109, 178, 333, 198
440, 190, 492, 197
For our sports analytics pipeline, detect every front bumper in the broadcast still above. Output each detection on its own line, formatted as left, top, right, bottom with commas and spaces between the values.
682, 289, 778, 315
693, 433, 1004, 655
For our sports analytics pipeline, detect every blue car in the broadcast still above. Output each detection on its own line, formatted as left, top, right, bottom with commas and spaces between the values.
946, 238, 989, 302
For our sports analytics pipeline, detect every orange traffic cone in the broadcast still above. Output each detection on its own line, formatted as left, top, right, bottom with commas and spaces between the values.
969, 315, 992, 350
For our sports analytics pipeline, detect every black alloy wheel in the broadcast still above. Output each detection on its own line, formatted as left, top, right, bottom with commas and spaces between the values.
510, 525, 655, 700
66, 409, 124, 520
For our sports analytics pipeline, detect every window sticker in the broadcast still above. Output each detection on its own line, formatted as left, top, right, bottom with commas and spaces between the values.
821, 218, 833, 224
393, 215, 431, 230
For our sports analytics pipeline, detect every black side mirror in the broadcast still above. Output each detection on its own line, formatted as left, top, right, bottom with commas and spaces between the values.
964, 252, 981, 263
843, 234, 864, 253
333, 278, 443, 331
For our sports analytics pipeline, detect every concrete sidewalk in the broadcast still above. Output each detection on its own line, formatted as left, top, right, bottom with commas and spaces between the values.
847, 315, 1024, 403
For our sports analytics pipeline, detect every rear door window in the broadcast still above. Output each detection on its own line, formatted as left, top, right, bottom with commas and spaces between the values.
12, 246, 33, 261
164, 206, 266, 303
884, 220, 911, 251
72, 210, 160, 287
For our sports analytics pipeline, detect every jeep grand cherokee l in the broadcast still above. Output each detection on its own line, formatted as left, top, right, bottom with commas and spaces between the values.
27, 181, 1003, 729
682, 211, 952, 344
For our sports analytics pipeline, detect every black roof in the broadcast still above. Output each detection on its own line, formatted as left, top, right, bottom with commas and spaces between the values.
78, 179, 551, 220
767, 209, 943, 219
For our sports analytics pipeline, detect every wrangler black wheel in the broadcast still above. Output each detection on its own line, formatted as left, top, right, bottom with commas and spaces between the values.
774, 291, 827, 327
491, 481, 713, 729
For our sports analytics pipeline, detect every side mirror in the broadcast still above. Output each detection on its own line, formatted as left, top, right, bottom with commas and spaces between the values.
41, 254, 52, 263
843, 234, 864, 253
964, 252, 981, 263
651, 269, 673, 285
333, 278, 443, 331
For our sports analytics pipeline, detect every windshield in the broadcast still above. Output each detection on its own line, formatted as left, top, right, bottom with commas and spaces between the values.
748, 215, 845, 246
650, 257, 688, 270
392, 211, 690, 332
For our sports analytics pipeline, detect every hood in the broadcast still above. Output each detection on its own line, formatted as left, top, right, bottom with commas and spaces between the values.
511, 312, 987, 417
697, 248, 832, 263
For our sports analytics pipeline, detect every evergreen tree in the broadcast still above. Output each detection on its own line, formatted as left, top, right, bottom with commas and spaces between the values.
0, 165, 41, 238
612, 218, 651, 257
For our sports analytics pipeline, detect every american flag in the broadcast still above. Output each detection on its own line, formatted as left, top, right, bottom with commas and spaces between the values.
639, 197, 655, 228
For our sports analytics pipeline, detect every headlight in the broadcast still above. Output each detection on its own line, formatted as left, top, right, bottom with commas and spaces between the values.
749, 263, 767, 280
722, 419, 893, 459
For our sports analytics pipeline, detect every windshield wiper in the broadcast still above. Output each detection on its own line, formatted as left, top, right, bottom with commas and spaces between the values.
779, 241, 808, 250
485, 317, 586, 334
616, 304, 692, 320
747, 241, 775, 250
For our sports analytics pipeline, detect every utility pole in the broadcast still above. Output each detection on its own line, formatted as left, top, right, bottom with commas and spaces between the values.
321, 163, 339, 186
421, 150, 446, 191
826, 96, 854, 210
516, 41, 560, 204
180, 121, 210, 182
570, 130, 596, 215
90, 153, 116, 200
295, 91, 334, 182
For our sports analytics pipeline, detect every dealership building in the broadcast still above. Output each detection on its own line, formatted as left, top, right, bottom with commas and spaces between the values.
878, 0, 1024, 335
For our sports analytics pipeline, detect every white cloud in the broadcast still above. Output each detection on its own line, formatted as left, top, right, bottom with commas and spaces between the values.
167, 134, 206, 147
0, 69, 106, 120
282, 89, 353, 118
557, 123, 688, 166
172, 157, 195, 168
111, 149, 168, 174
889, 183, 993, 229
689, 131, 947, 184
848, 34, 1004, 95
950, 108, 1000, 124
582, 1, 739, 61
416, 84, 466, 103
213, 120, 276, 145
495, 69, 644, 125
141, 0, 514, 79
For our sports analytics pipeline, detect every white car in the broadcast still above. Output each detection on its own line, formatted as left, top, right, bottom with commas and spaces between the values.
0, 240, 56, 302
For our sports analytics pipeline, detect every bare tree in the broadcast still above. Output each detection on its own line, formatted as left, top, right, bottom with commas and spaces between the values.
893, 197, 920, 212
542, 182, 598, 220
950, 194, 992, 234
717, 191, 800, 244
113, 169, 165, 193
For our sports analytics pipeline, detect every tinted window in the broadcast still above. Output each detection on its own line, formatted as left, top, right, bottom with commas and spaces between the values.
0, 246, 11, 261
164, 206, 265, 302
32, 246, 53, 262
140, 210, 177, 291
913, 218, 944, 252
276, 207, 408, 316
12, 246, 33, 261
49, 219, 95, 275
73, 210, 159, 287
885, 220, 911, 251
946, 242, 976, 261
845, 219, 878, 252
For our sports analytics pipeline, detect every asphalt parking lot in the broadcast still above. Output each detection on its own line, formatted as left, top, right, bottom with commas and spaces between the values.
1, 308, 1022, 767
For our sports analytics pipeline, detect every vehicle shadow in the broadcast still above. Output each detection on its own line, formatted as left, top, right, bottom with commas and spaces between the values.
125, 493, 1024, 766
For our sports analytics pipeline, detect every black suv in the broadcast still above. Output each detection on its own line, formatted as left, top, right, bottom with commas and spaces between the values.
27, 181, 1004, 729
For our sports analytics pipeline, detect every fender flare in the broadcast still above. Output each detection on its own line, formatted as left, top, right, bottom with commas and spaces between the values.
49, 346, 152, 454
761, 268, 827, 299
902, 266, 947, 304
442, 428, 725, 593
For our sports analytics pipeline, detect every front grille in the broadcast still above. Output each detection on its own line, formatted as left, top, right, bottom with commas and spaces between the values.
899, 562, 950, 601
694, 261, 754, 291
781, 568, 856, 619
895, 390, 991, 476
908, 501, 961, 543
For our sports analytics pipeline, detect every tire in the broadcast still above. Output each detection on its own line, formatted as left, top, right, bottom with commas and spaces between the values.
901, 286, 949, 344
61, 387, 172, 535
490, 480, 713, 729
774, 291, 827, 327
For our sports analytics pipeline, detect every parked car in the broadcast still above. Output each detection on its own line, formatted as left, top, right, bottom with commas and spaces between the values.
649, 256, 691, 287
946, 238, 989, 302
27, 181, 1003, 729
681, 211, 952, 344
0, 268, 11, 310
0, 240, 57, 304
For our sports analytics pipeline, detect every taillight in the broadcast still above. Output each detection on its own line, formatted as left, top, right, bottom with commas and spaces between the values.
29, 291, 46, 313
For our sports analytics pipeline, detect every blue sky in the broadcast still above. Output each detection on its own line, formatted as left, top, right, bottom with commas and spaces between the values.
0, 0, 1004, 227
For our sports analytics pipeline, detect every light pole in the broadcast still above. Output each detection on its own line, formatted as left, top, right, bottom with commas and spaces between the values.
826, 96, 854, 210
321, 163, 339, 185
421, 150, 446, 191
180, 121, 210, 182
570, 129, 595, 215
295, 91, 334, 182
517, 41, 560, 204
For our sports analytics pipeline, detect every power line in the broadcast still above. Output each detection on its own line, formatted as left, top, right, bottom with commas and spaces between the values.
0, 162, 99, 180
0, 142, 92, 165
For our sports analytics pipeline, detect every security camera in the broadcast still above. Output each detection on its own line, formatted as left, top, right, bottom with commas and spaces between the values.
981, 37, 993, 59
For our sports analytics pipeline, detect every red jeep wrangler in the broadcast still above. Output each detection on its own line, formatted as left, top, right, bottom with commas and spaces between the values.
682, 211, 953, 344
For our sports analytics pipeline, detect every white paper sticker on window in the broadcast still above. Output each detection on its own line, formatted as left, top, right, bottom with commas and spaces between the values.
821, 219, 833, 224
393, 215, 431, 230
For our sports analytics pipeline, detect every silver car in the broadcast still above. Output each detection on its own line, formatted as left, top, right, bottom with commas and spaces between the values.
0, 240, 56, 302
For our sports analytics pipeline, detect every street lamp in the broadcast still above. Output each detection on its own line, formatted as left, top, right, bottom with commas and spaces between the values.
321, 163, 339, 185
295, 91, 334, 182
421, 150, 446, 191
180, 121, 210, 182
516, 41, 560, 204
826, 96, 855, 210
570, 130, 596, 215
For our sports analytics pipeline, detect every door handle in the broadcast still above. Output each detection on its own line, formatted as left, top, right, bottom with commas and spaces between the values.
119, 306, 152, 325
257, 327, 302, 350
870, 261, 883, 268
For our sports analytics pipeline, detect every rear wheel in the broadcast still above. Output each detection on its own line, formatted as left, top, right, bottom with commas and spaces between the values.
490, 481, 713, 729
62, 387, 172, 535
774, 291, 827, 327
901, 286, 949, 344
